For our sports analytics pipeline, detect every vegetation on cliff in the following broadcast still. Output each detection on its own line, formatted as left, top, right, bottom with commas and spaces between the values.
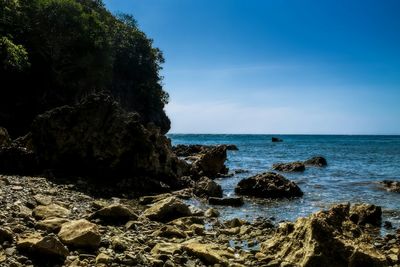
0, 0, 170, 137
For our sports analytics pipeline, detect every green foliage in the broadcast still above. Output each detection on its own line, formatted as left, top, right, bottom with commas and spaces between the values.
0, 0, 170, 136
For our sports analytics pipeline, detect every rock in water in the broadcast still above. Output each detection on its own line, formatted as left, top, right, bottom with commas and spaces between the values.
191, 145, 228, 178
58, 219, 101, 249
235, 172, 303, 199
261, 204, 388, 267
193, 177, 223, 198
272, 161, 305, 172
142, 196, 191, 222
304, 156, 327, 167
31, 93, 188, 188
380, 180, 400, 192
271, 137, 283, 142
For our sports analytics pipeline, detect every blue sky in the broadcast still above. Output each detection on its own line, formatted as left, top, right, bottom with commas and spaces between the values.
104, 0, 400, 134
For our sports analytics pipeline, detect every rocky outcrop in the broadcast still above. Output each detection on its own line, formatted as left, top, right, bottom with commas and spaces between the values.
0, 127, 11, 147
58, 219, 101, 249
31, 94, 188, 191
173, 144, 238, 157
261, 203, 388, 267
380, 180, 400, 192
191, 145, 228, 178
271, 137, 283, 142
235, 172, 303, 199
304, 156, 327, 167
193, 177, 223, 198
350, 204, 382, 226
142, 196, 192, 222
272, 161, 305, 172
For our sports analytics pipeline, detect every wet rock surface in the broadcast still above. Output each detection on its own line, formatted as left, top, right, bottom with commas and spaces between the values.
235, 172, 304, 199
381, 180, 400, 193
272, 161, 305, 172
303, 156, 328, 167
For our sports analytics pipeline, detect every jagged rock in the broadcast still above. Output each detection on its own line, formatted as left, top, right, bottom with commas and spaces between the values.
204, 208, 220, 218
304, 156, 327, 167
32, 204, 71, 219
90, 203, 138, 223
235, 172, 303, 199
0, 127, 11, 147
191, 145, 228, 178
153, 225, 187, 238
36, 218, 70, 232
350, 204, 382, 226
380, 180, 400, 193
271, 137, 283, 142
33, 194, 52, 206
193, 177, 223, 198
31, 94, 188, 190
261, 204, 388, 267
183, 241, 234, 266
17, 233, 69, 258
142, 197, 191, 222
58, 219, 101, 249
151, 242, 182, 255
208, 197, 244, 207
272, 161, 305, 172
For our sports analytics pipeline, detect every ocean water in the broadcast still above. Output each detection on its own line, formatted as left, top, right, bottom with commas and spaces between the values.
169, 134, 400, 230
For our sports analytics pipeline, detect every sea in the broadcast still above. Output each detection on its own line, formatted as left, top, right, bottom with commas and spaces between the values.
169, 134, 400, 231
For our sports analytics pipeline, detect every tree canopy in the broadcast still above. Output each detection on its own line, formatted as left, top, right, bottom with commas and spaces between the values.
0, 0, 170, 137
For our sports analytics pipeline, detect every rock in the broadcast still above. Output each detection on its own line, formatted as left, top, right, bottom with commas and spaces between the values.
153, 225, 187, 239
58, 219, 101, 249
380, 180, 400, 192
235, 172, 303, 199
303, 156, 327, 167
0, 127, 11, 147
32, 204, 71, 220
0, 227, 14, 243
183, 242, 234, 266
90, 203, 138, 223
191, 145, 228, 178
33, 194, 52, 206
261, 203, 388, 267
151, 242, 182, 255
142, 196, 192, 222
169, 216, 205, 228
350, 204, 382, 226
139, 193, 172, 205
271, 137, 283, 142
208, 197, 244, 207
96, 252, 112, 264
31, 93, 188, 191
17, 233, 69, 258
193, 177, 223, 198
204, 208, 220, 218
172, 145, 208, 157
36, 218, 70, 232
272, 161, 305, 172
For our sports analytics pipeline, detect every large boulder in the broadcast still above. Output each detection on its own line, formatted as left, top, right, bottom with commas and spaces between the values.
58, 219, 101, 249
17, 233, 69, 258
349, 204, 382, 226
31, 94, 188, 187
142, 196, 192, 222
193, 177, 223, 198
304, 156, 327, 167
191, 145, 228, 178
235, 172, 303, 199
261, 204, 388, 267
272, 161, 305, 172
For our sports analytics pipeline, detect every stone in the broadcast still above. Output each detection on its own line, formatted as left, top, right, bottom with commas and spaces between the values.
151, 242, 182, 255
17, 233, 69, 258
183, 242, 234, 266
235, 172, 303, 199
33, 194, 52, 206
193, 177, 223, 198
58, 219, 101, 249
261, 203, 387, 267
204, 208, 220, 218
96, 252, 112, 264
36, 218, 70, 232
153, 225, 187, 239
208, 197, 244, 206
350, 204, 382, 226
142, 197, 191, 222
32, 204, 71, 219
272, 161, 305, 172
91, 203, 138, 223
303, 156, 327, 167
271, 137, 283, 142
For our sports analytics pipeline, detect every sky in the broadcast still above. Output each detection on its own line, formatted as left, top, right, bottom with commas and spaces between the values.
104, 0, 400, 134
